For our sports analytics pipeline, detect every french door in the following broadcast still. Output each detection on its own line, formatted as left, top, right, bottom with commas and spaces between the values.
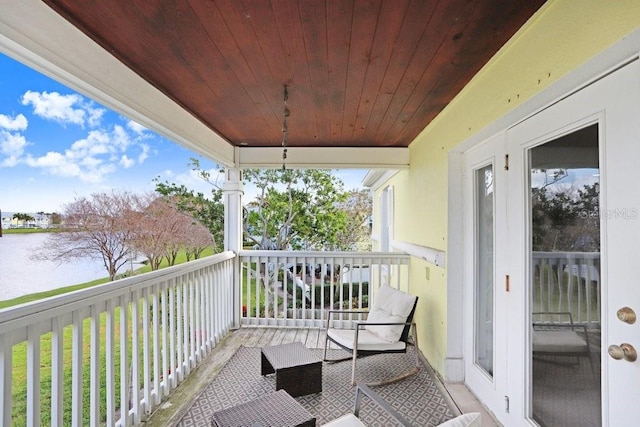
465, 59, 640, 426
463, 132, 509, 418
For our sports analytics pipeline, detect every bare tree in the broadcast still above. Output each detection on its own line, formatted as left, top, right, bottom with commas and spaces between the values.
131, 196, 214, 268
34, 191, 145, 281
130, 196, 175, 270
184, 221, 214, 261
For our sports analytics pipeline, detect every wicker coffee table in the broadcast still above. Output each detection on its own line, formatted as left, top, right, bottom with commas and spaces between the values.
261, 342, 322, 397
211, 389, 316, 427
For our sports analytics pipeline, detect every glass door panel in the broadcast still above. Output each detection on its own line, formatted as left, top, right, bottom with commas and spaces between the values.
475, 165, 494, 376
529, 124, 601, 426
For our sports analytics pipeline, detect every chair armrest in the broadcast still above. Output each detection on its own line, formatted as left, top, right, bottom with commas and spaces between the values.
355, 321, 414, 328
532, 311, 575, 325
326, 310, 370, 330
354, 385, 411, 426
328, 309, 370, 317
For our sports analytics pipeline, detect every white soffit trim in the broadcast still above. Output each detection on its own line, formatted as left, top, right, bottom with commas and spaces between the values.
238, 147, 410, 169
0, 0, 235, 167
362, 170, 400, 190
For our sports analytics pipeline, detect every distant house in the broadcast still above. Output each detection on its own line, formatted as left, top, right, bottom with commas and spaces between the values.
0, 212, 53, 229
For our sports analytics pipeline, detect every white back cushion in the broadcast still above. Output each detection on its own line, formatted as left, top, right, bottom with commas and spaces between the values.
437, 412, 482, 427
365, 286, 416, 342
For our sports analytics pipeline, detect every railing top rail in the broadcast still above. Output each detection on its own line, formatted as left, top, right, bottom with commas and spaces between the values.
0, 251, 236, 325
532, 251, 600, 259
238, 250, 410, 260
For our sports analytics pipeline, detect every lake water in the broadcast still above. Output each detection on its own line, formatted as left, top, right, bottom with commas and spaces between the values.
0, 233, 109, 301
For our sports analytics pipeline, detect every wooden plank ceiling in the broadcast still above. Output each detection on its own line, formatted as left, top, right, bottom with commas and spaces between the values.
43, 0, 544, 149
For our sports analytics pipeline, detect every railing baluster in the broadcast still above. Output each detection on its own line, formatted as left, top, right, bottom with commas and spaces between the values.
0, 334, 13, 427
26, 324, 40, 427
176, 281, 184, 382
151, 286, 160, 407
50, 317, 63, 427
194, 272, 202, 362
131, 290, 141, 424
160, 282, 169, 398
90, 304, 101, 426
168, 279, 177, 390
120, 294, 130, 426
106, 298, 116, 426
188, 275, 195, 369
71, 310, 83, 427
142, 287, 151, 414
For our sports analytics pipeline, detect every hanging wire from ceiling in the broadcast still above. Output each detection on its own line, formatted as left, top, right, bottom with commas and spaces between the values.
281, 85, 289, 170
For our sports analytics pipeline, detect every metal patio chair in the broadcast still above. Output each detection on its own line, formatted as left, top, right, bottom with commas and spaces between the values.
323, 285, 420, 386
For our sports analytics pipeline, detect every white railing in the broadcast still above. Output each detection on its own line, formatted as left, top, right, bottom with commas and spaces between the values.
239, 251, 411, 328
0, 251, 236, 427
532, 251, 600, 327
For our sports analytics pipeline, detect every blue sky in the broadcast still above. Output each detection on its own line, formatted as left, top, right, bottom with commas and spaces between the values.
0, 54, 366, 213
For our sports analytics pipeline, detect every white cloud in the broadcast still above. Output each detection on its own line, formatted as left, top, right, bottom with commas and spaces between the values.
120, 154, 135, 168
138, 143, 150, 163
127, 120, 147, 134
23, 124, 144, 182
25, 151, 79, 176
87, 108, 105, 128
20, 90, 105, 128
111, 125, 133, 151
0, 130, 30, 167
0, 113, 28, 131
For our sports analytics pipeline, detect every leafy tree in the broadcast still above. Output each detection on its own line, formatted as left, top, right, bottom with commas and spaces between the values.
331, 189, 373, 251
243, 169, 349, 250
12, 212, 35, 227
157, 159, 369, 253
531, 180, 599, 252
154, 159, 224, 252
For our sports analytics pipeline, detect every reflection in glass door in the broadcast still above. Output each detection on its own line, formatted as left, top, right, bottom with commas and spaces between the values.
475, 165, 494, 376
529, 124, 601, 426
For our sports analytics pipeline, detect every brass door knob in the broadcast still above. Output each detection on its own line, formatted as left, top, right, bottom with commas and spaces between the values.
617, 307, 636, 324
608, 343, 637, 362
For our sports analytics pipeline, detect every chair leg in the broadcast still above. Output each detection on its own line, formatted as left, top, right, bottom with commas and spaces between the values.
362, 323, 421, 387
323, 331, 329, 361
411, 323, 420, 370
351, 329, 360, 385
351, 345, 358, 385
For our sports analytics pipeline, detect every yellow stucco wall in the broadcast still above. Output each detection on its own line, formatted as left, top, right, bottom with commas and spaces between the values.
377, 0, 640, 376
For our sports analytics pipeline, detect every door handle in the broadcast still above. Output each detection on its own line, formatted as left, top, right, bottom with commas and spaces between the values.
617, 307, 636, 324
608, 343, 637, 362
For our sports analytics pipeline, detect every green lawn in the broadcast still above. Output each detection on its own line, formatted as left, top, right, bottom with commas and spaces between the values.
1, 227, 57, 234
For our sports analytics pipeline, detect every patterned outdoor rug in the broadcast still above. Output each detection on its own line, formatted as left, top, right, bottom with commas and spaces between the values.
177, 345, 458, 426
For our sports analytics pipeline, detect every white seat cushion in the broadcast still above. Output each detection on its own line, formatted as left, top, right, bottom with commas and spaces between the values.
533, 330, 588, 353
437, 412, 482, 427
365, 286, 417, 342
327, 328, 407, 351
321, 414, 367, 427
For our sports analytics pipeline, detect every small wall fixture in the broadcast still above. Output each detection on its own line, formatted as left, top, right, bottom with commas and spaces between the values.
281, 85, 289, 170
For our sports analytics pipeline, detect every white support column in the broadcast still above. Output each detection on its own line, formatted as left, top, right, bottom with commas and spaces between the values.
223, 165, 244, 327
